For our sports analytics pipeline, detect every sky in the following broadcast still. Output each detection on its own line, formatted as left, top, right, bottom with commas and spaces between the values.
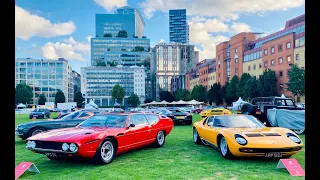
15, 0, 305, 73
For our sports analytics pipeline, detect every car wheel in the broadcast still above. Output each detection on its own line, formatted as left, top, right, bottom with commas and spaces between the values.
93, 138, 116, 165
293, 129, 305, 134
193, 128, 202, 145
154, 131, 166, 148
28, 127, 46, 138
219, 136, 233, 159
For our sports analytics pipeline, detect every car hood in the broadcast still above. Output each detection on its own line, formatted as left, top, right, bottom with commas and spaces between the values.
18, 119, 60, 127
27, 127, 121, 142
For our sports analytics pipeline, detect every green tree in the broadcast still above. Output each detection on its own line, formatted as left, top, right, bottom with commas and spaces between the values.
127, 94, 140, 107
55, 89, 66, 105
112, 85, 125, 103
191, 85, 207, 102
258, 69, 278, 97
142, 36, 147, 38
107, 61, 118, 67
221, 82, 233, 106
142, 58, 150, 67
107, 48, 111, 51
103, 33, 112, 37
117, 30, 128, 37
159, 91, 174, 102
175, 89, 191, 101
74, 91, 85, 108
287, 64, 305, 98
209, 83, 223, 105
144, 98, 153, 104
243, 76, 261, 101
133, 46, 145, 52
15, 83, 33, 105
236, 73, 251, 98
227, 75, 239, 102
96, 60, 106, 66
38, 94, 47, 105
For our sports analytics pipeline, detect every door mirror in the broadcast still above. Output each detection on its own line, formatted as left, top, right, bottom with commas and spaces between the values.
208, 122, 213, 126
128, 124, 135, 128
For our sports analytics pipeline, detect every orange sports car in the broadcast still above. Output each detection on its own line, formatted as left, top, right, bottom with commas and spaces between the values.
193, 114, 303, 159
200, 108, 232, 119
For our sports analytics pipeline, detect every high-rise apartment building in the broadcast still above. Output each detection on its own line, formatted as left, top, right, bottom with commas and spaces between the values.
72, 70, 81, 94
151, 43, 198, 100
15, 58, 73, 104
169, 9, 189, 44
81, 66, 145, 106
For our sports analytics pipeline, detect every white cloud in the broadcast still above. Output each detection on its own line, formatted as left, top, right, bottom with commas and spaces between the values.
17, 47, 21, 51
86, 36, 92, 43
94, 0, 128, 12
231, 22, 251, 34
140, 0, 304, 19
15, 5, 76, 40
159, 39, 165, 43
42, 36, 90, 61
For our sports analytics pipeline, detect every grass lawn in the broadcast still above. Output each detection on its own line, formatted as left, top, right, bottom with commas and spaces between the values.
15, 113, 305, 180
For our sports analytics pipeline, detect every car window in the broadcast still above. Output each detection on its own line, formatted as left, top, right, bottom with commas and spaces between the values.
144, 114, 159, 124
129, 114, 149, 126
207, 116, 214, 126
76, 112, 94, 120
286, 100, 294, 106
213, 117, 222, 127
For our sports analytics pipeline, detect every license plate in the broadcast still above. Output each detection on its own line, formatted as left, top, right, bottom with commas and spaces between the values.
176, 116, 185, 119
179, 120, 183, 122
265, 152, 282, 157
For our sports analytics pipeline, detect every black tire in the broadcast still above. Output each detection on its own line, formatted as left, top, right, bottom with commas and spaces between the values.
193, 128, 202, 145
241, 103, 255, 115
28, 127, 46, 138
29, 116, 32, 119
154, 131, 166, 148
218, 136, 233, 159
93, 138, 116, 165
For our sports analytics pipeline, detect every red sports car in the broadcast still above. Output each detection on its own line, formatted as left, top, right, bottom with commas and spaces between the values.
26, 112, 174, 164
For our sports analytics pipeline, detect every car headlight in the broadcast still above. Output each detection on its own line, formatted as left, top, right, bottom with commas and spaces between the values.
30, 141, 36, 148
62, 143, 69, 151
69, 143, 78, 152
287, 133, 301, 144
26, 141, 31, 148
234, 134, 247, 145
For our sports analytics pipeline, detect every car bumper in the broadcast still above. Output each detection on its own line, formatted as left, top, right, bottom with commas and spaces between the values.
27, 147, 77, 154
169, 116, 192, 123
230, 146, 303, 157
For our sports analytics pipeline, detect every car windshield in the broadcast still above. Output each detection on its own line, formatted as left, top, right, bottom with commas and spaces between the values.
62, 110, 69, 113
286, 100, 294, 106
79, 115, 128, 128
217, 115, 265, 128
60, 111, 80, 120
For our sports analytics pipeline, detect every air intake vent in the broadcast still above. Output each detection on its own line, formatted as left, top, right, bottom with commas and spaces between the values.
245, 133, 264, 137
262, 133, 281, 136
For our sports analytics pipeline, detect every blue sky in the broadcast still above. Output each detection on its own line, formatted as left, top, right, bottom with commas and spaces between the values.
15, 0, 305, 73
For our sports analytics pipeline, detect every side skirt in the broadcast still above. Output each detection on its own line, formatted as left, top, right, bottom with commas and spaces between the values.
200, 138, 219, 150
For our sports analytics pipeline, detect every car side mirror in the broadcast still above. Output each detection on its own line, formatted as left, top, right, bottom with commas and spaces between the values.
128, 124, 135, 128
208, 122, 213, 126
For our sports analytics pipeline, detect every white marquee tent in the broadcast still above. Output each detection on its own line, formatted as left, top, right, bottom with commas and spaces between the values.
16, 103, 26, 109
232, 97, 247, 110
85, 99, 99, 109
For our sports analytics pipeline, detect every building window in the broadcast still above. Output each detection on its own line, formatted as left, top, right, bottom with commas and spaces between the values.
235, 68, 238, 73
235, 48, 238, 53
264, 61, 268, 67
235, 58, 238, 63
286, 42, 291, 49
271, 47, 275, 54
271, 59, 275, 66
278, 44, 283, 52
279, 71, 283, 77
248, 66, 251, 71
253, 65, 256, 70
287, 56, 292, 63
264, 49, 268, 55
259, 63, 262, 69
279, 57, 283, 64
296, 54, 300, 60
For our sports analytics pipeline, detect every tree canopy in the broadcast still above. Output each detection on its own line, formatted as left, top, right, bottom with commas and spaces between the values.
55, 89, 66, 105
15, 83, 33, 105
117, 30, 128, 37
74, 91, 85, 108
159, 91, 174, 102
127, 94, 140, 107
112, 85, 125, 103
38, 94, 46, 105
191, 85, 207, 102
287, 64, 305, 97
175, 89, 191, 101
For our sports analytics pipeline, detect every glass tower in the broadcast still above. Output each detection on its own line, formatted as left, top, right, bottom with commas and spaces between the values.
169, 9, 189, 44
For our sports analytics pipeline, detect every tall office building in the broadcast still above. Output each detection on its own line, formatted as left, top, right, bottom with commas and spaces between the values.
91, 6, 150, 66
169, 9, 189, 44
72, 70, 81, 94
151, 43, 198, 100
15, 58, 73, 104
81, 66, 145, 106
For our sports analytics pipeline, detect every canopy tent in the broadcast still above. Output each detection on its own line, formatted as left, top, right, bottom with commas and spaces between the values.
16, 103, 26, 109
232, 97, 247, 110
159, 100, 169, 105
84, 99, 99, 109
187, 99, 204, 105
146, 99, 204, 106
281, 94, 286, 98
146, 101, 158, 105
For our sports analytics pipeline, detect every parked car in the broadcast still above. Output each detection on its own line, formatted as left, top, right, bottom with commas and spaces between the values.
25, 112, 174, 164
29, 109, 51, 119
193, 114, 303, 159
56, 109, 71, 119
200, 108, 232, 119
240, 96, 304, 126
16, 109, 103, 140
161, 108, 192, 125
192, 108, 202, 114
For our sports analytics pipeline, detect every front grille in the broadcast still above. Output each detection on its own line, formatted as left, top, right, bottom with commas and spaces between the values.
245, 133, 264, 137
262, 133, 281, 136
35, 141, 63, 150
239, 146, 302, 153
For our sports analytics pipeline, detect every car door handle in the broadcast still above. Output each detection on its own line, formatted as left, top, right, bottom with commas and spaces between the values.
117, 133, 126, 137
